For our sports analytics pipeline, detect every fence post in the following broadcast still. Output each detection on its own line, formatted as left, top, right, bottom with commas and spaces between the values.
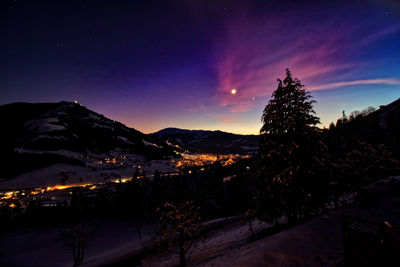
379, 221, 392, 265
341, 213, 348, 265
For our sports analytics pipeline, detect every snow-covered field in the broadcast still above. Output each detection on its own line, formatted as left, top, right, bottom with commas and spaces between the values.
0, 211, 346, 267
0, 219, 155, 267
141, 219, 270, 267
0, 150, 178, 190
142, 212, 343, 267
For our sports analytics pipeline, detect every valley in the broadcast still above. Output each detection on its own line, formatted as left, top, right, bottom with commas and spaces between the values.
0, 151, 250, 211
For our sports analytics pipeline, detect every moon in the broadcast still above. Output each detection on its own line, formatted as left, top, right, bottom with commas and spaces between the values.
231, 88, 237, 95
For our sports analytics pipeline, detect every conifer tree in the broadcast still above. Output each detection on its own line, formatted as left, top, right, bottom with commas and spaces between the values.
257, 69, 330, 224
260, 68, 319, 152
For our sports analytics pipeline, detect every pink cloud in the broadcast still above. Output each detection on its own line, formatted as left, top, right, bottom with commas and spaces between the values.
310, 78, 400, 91
211, 11, 397, 114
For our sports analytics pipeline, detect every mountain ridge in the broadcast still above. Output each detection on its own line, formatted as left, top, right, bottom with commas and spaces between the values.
150, 127, 259, 154
152, 127, 259, 137
0, 101, 173, 179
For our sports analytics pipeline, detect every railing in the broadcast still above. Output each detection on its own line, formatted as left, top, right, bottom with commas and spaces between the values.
342, 213, 400, 266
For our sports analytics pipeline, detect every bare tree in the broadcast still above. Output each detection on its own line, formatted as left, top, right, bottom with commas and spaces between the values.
156, 201, 202, 267
134, 221, 144, 243
244, 209, 256, 239
60, 222, 94, 266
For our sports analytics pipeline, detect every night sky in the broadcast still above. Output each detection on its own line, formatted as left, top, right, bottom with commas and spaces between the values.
1, 0, 399, 134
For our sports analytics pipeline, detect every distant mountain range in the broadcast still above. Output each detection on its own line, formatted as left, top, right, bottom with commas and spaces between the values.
150, 128, 259, 154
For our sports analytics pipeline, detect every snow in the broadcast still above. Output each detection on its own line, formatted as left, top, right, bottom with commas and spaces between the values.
13, 149, 80, 158
240, 146, 258, 151
145, 160, 176, 174
0, 207, 344, 267
142, 212, 343, 266
0, 164, 90, 190
0, 216, 248, 267
31, 134, 68, 141
142, 139, 161, 148
86, 113, 103, 121
92, 122, 114, 131
118, 136, 134, 145
24, 117, 66, 133
0, 219, 155, 267
0, 150, 177, 190
14, 148, 43, 154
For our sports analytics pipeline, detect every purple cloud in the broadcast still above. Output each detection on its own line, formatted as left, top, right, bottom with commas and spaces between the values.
310, 78, 400, 91
211, 8, 398, 113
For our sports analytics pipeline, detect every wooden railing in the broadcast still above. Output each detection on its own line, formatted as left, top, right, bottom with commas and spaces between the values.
342, 213, 400, 266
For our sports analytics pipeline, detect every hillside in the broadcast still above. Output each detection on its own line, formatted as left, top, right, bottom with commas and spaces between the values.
0, 101, 174, 179
150, 127, 259, 154
327, 98, 400, 157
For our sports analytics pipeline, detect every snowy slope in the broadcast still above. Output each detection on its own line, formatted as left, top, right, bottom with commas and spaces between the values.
0, 101, 175, 180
